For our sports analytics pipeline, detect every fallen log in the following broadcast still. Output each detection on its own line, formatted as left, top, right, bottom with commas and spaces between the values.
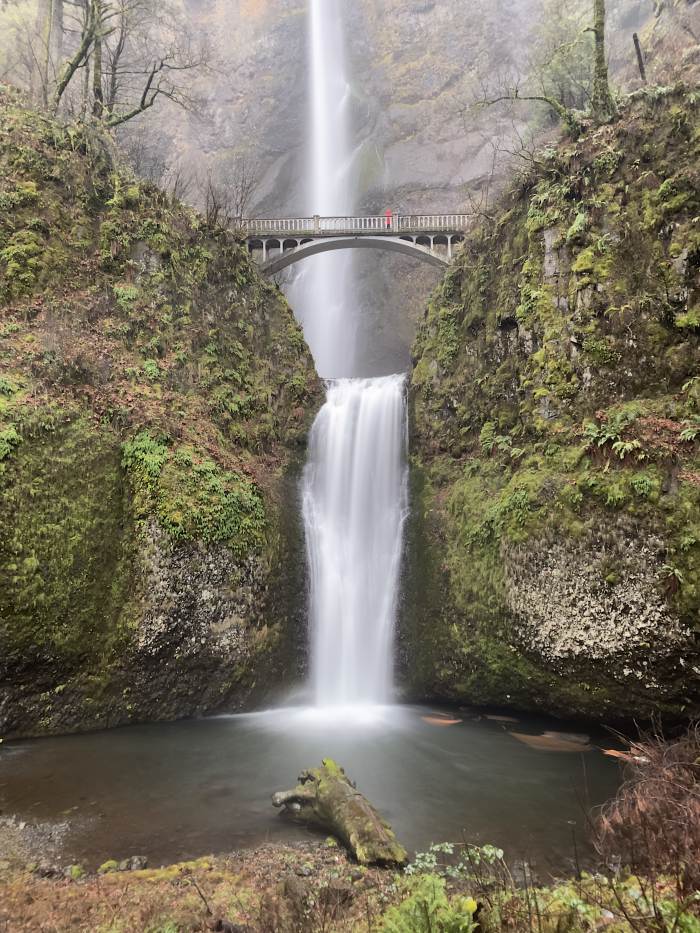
272, 758, 407, 866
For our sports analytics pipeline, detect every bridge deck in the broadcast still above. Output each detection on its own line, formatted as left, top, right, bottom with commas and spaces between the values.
244, 214, 469, 238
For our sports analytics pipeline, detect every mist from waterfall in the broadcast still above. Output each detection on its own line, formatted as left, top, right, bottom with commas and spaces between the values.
298, 1, 409, 710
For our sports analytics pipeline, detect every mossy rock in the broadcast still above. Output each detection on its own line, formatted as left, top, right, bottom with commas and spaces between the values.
407, 88, 700, 719
0, 89, 323, 738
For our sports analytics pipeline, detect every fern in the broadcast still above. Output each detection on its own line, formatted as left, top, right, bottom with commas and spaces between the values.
680, 418, 700, 442
612, 438, 644, 460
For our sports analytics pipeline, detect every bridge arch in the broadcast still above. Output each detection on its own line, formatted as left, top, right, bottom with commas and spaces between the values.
259, 235, 449, 275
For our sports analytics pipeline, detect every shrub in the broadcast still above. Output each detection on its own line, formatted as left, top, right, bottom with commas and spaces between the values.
380, 875, 477, 933
595, 725, 700, 897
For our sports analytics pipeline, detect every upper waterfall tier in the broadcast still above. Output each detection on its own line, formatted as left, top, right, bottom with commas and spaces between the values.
288, 0, 358, 379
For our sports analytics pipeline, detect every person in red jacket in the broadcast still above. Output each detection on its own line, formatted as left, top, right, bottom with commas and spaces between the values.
385, 208, 393, 230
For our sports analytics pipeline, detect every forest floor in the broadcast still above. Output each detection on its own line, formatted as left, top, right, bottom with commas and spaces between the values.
0, 839, 401, 932
1, 822, 698, 932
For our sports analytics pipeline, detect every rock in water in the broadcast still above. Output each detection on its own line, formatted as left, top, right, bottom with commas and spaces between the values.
272, 759, 407, 866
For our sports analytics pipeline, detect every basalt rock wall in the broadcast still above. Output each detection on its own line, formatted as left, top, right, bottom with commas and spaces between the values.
0, 89, 321, 738
404, 88, 700, 720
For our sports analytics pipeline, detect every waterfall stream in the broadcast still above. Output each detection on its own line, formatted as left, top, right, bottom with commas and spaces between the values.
302, 377, 408, 707
289, 0, 356, 378
294, 0, 409, 709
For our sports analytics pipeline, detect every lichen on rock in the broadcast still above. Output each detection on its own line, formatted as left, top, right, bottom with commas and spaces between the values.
503, 529, 689, 667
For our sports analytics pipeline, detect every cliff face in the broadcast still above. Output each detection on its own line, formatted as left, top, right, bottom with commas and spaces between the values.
5, 2, 693, 376
162, 0, 697, 375
0, 88, 321, 738
643, 0, 700, 82
405, 88, 700, 719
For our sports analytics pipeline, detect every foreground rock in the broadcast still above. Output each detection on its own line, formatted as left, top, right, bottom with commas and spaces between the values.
272, 759, 407, 866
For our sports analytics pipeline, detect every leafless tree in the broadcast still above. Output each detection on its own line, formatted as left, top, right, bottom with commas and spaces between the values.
117, 120, 197, 202
0, 0, 63, 104
226, 156, 258, 225
458, 117, 558, 226
164, 164, 195, 204
52, 0, 103, 112
32, 0, 211, 126
473, 68, 580, 134
202, 170, 229, 228
97, 0, 211, 128
36, 0, 63, 105
531, 0, 593, 112
200, 156, 259, 231
461, 131, 504, 225
117, 118, 167, 181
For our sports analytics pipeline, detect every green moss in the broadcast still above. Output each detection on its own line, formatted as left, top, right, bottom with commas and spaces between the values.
582, 335, 622, 366
0, 230, 49, 298
675, 306, 700, 330
0, 409, 133, 671
0, 87, 322, 740
122, 432, 266, 553
565, 210, 588, 244
571, 244, 614, 282
434, 306, 460, 368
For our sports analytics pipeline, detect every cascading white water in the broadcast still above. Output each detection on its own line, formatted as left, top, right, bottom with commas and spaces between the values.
295, 2, 409, 710
288, 0, 357, 378
302, 376, 408, 707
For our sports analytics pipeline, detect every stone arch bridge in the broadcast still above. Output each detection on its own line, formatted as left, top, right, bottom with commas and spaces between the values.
243, 215, 469, 274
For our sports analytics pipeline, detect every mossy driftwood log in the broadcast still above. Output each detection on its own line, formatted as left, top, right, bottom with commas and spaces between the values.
272, 759, 407, 866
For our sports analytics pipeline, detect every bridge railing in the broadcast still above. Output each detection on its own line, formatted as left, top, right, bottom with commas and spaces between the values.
243, 214, 470, 237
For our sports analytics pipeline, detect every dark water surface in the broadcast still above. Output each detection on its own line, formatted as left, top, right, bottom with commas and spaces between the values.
0, 705, 621, 870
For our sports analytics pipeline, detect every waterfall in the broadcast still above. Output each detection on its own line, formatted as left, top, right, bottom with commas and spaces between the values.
294, 2, 409, 709
302, 376, 408, 707
288, 0, 356, 379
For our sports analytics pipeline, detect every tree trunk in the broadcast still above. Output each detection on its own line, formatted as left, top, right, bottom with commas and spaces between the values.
272, 760, 408, 866
633, 33, 647, 83
591, 0, 617, 123
106, 14, 127, 116
52, 0, 96, 113
35, 0, 63, 107
92, 0, 104, 117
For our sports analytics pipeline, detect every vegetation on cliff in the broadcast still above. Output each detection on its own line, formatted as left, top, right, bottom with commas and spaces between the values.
0, 85, 321, 738
407, 86, 700, 719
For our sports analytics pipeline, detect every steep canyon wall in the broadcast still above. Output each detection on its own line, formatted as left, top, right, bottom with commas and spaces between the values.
142, 0, 697, 373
